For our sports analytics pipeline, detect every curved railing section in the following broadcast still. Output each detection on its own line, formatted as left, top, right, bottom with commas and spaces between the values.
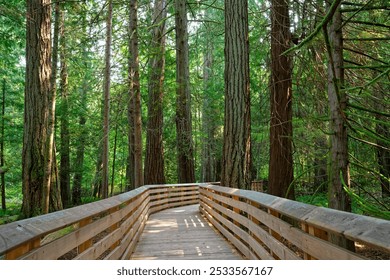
1, 183, 389, 260
0, 184, 198, 260
199, 184, 390, 260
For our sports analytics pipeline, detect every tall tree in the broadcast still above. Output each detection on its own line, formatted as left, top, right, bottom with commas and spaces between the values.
175, 0, 195, 183
201, 44, 215, 182
22, 0, 62, 217
144, 0, 167, 185
128, 0, 143, 189
201, 21, 219, 183
59, 2, 71, 207
325, 1, 351, 213
268, 0, 295, 199
221, 0, 251, 189
102, 0, 113, 198
325, 1, 354, 250
41, 0, 62, 214
72, 1, 89, 205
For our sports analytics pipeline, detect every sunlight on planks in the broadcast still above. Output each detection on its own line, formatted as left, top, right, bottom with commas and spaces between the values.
130, 204, 243, 260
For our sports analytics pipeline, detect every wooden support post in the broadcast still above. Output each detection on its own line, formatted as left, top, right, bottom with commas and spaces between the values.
268, 209, 281, 240
232, 195, 240, 217
78, 217, 92, 253
109, 206, 120, 250
301, 222, 328, 260
6, 238, 40, 260
268, 209, 281, 259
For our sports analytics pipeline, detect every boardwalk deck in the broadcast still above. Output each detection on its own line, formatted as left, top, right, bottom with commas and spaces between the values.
130, 204, 243, 260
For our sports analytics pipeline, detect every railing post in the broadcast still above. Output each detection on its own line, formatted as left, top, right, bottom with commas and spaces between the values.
267, 209, 282, 259
5, 238, 40, 260
301, 222, 329, 260
268, 209, 281, 240
109, 206, 120, 250
78, 217, 92, 253
232, 195, 240, 227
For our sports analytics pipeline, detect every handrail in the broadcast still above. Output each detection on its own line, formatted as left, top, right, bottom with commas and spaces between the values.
198, 184, 390, 260
0, 184, 199, 260
1, 183, 389, 260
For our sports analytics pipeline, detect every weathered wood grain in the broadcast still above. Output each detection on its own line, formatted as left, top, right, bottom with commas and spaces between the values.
130, 204, 243, 260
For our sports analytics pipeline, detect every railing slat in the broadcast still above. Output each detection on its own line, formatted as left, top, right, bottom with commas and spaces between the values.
200, 203, 261, 260
200, 198, 274, 260
199, 184, 371, 260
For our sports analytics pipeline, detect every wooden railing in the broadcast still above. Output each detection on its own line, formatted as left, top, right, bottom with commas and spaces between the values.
0, 183, 389, 260
199, 184, 390, 260
0, 184, 198, 260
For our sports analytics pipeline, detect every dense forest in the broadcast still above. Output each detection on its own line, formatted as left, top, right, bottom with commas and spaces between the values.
0, 0, 389, 222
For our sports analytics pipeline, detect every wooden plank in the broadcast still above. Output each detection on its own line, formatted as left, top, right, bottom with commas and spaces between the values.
21, 192, 149, 260
130, 204, 242, 260
5, 238, 40, 260
201, 186, 364, 260
105, 203, 149, 260
199, 184, 390, 253
148, 186, 198, 195
77, 217, 93, 253
244, 202, 364, 260
74, 197, 150, 260
200, 206, 258, 260
0, 186, 149, 256
201, 195, 299, 260
200, 201, 273, 260
149, 199, 199, 214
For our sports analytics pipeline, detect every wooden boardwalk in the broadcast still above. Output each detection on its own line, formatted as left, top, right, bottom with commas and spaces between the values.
131, 204, 243, 260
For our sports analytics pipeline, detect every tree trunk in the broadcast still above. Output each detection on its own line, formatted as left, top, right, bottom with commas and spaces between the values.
102, 0, 113, 198
326, 3, 351, 212
325, 2, 354, 250
201, 37, 217, 182
128, 0, 143, 188
221, 0, 251, 189
72, 3, 88, 206
268, 0, 295, 199
144, 0, 167, 185
110, 124, 118, 196
59, 4, 71, 207
22, 0, 57, 217
314, 137, 328, 193
175, 0, 195, 183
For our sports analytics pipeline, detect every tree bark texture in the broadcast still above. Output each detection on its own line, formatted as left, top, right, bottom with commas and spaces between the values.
268, 0, 295, 199
326, 2, 354, 251
144, 0, 167, 185
128, 0, 143, 189
175, 0, 195, 183
326, 3, 351, 213
22, 0, 54, 217
221, 0, 251, 189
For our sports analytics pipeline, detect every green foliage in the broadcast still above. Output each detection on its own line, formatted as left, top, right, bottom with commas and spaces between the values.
344, 187, 390, 220
297, 193, 328, 208
0, 0, 388, 223
0, 186, 22, 223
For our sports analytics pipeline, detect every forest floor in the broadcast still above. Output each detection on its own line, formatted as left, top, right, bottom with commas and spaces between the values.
355, 243, 390, 260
